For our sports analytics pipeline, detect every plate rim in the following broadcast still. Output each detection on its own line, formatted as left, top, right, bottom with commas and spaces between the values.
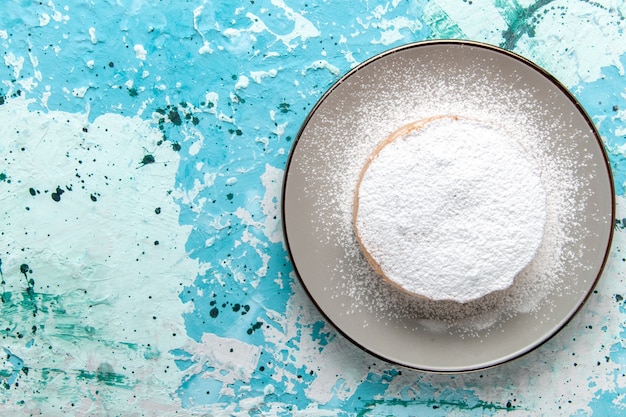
281, 39, 616, 373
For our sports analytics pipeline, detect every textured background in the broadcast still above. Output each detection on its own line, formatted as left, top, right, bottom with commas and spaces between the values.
1, 1, 625, 416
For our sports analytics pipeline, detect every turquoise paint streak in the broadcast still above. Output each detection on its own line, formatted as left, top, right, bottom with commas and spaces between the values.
1, 349, 24, 388
496, 0, 556, 49
574, 53, 626, 195
0, 264, 143, 413
587, 385, 626, 417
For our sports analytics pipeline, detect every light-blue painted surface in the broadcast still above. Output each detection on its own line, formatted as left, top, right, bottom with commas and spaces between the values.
1, 1, 625, 415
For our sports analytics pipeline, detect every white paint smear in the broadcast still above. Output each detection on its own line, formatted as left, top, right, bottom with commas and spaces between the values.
0, 97, 198, 416
134, 44, 148, 60
88, 27, 97, 44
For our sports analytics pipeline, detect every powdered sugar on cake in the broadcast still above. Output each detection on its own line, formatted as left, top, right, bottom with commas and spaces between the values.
354, 117, 547, 303
291, 53, 596, 335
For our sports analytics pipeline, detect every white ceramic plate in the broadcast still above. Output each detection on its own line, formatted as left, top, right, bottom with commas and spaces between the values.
282, 40, 614, 372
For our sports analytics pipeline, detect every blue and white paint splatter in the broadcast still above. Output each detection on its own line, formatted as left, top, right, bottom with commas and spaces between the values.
1, 1, 626, 415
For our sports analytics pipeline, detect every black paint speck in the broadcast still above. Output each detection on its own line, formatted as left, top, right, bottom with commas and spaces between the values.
168, 110, 182, 126
19, 263, 35, 306
108, 61, 114, 68
279, 102, 290, 113
209, 307, 219, 318
242, 304, 250, 315
172, 142, 181, 152
51, 186, 65, 202
28, 187, 37, 196
139, 154, 155, 167
155, 207, 161, 214
246, 321, 262, 335
90, 194, 98, 202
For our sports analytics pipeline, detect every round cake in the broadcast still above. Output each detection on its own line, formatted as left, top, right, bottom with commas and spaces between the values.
353, 116, 547, 303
